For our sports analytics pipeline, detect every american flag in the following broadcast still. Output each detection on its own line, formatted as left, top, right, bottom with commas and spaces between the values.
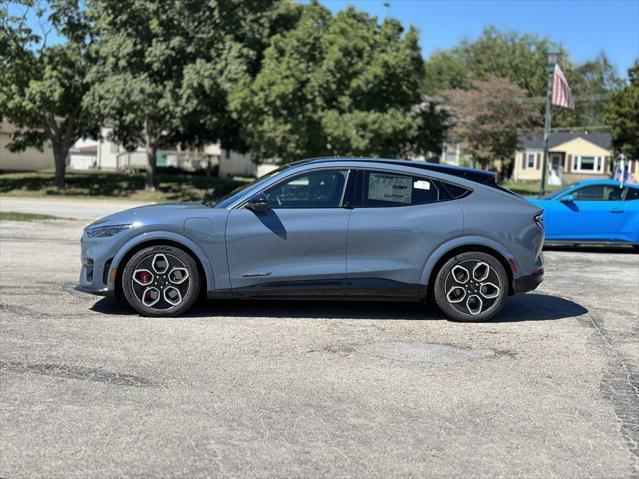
551, 64, 574, 109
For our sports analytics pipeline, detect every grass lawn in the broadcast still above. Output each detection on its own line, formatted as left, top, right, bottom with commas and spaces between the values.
500, 181, 562, 197
0, 170, 245, 203
0, 211, 67, 221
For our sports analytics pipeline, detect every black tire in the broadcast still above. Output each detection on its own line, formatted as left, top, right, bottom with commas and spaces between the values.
122, 245, 200, 317
433, 251, 508, 322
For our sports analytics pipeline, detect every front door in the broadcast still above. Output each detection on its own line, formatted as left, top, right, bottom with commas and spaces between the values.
547, 184, 627, 240
549, 153, 563, 176
225, 168, 352, 295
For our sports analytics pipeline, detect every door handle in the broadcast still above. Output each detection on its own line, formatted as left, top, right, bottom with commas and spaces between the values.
609, 210, 624, 214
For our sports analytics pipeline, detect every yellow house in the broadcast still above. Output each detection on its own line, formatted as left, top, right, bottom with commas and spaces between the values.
512, 131, 635, 184
0, 121, 54, 171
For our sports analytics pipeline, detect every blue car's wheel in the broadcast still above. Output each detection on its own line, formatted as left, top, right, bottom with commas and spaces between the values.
122, 245, 200, 317
434, 252, 508, 322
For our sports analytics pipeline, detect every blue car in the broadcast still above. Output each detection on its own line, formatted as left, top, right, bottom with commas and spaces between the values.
77, 158, 545, 322
529, 179, 639, 246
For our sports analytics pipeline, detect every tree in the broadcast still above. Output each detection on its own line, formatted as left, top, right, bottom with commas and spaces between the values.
423, 27, 563, 97
556, 52, 624, 128
86, 0, 300, 190
443, 77, 540, 174
0, 1, 100, 187
231, 2, 447, 163
605, 61, 639, 161
423, 27, 622, 129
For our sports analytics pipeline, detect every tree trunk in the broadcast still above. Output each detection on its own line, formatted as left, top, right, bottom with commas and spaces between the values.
145, 145, 158, 191
53, 145, 68, 188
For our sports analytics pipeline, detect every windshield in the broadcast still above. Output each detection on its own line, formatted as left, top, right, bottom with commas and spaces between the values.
213, 164, 291, 208
543, 183, 579, 200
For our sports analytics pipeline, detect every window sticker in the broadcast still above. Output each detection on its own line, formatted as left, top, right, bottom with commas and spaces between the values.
368, 173, 412, 204
414, 180, 431, 190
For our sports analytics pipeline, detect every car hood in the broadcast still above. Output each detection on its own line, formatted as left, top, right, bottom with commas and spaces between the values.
86, 202, 210, 229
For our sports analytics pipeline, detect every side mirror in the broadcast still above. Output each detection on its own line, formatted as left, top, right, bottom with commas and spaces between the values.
560, 194, 575, 203
246, 194, 269, 213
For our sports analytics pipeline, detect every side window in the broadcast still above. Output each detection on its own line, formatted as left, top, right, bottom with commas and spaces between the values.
571, 185, 618, 201
362, 171, 441, 207
622, 187, 639, 201
263, 169, 348, 208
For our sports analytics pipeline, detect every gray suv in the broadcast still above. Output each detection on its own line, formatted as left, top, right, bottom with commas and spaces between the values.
78, 158, 545, 321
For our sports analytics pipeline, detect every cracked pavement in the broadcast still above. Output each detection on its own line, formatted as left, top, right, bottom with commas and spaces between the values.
0, 219, 637, 478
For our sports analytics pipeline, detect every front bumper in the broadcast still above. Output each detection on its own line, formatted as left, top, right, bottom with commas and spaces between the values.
513, 269, 544, 293
77, 233, 120, 297
74, 284, 113, 297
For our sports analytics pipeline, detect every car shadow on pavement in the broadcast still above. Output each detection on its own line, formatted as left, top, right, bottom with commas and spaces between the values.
90, 292, 587, 323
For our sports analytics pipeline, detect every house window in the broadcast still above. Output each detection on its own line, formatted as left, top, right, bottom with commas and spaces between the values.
526, 153, 536, 169
574, 156, 603, 173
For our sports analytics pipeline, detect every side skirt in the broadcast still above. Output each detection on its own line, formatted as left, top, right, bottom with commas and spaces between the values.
207, 278, 427, 301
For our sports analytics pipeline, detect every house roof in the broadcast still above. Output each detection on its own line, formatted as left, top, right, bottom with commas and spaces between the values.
518, 131, 611, 150
71, 144, 98, 154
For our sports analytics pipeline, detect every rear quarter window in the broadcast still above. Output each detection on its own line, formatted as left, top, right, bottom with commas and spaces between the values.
623, 187, 639, 201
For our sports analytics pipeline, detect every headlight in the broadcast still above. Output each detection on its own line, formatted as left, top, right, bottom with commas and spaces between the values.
534, 213, 544, 229
85, 224, 134, 238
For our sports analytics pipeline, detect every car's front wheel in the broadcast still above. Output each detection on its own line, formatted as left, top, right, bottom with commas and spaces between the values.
433, 251, 508, 322
122, 245, 200, 317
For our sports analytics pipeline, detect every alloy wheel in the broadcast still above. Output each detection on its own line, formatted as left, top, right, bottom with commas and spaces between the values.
131, 253, 191, 310
444, 259, 501, 316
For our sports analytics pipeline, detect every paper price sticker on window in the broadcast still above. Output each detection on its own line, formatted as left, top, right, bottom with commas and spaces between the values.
368, 173, 412, 204
414, 180, 431, 190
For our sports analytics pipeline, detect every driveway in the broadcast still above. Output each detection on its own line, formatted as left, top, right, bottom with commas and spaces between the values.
0, 219, 637, 478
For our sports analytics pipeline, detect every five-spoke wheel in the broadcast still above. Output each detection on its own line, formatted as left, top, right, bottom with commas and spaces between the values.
434, 252, 508, 322
122, 245, 200, 316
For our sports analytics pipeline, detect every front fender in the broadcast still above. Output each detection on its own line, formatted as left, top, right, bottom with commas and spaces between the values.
419, 235, 516, 285
111, 231, 215, 291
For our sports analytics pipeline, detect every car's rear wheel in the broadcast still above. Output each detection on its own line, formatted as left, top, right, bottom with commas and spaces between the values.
434, 251, 508, 322
122, 245, 200, 317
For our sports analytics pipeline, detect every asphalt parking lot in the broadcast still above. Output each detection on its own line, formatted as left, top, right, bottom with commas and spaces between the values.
1, 218, 637, 478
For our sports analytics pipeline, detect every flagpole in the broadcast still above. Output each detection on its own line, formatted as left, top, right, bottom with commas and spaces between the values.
540, 45, 560, 197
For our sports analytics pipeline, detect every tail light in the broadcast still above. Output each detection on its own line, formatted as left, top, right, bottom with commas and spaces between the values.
534, 213, 544, 229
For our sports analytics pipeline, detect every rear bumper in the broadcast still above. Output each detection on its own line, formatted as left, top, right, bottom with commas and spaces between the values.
513, 269, 544, 293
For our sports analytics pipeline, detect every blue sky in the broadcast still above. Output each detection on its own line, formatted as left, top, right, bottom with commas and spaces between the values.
318, 0, 639, 75
9, 0, 639, 75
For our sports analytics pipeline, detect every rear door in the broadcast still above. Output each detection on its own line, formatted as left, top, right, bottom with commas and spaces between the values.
547, 184, 627, 239
346, 169, 464, 297
225, 168, 352, 295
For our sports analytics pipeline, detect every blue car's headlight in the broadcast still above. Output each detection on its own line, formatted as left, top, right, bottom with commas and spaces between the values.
85, 224, 135, 238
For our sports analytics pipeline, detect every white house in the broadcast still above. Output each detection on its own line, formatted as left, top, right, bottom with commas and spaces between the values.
0, 121, 55, 171
69, 127, 276, 178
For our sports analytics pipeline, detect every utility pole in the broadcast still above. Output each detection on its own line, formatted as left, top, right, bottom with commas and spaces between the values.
540, 45, 560, 197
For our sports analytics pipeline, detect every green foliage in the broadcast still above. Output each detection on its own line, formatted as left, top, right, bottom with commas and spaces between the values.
232, 2, 447, 162
605, 61, 639, 160
0, 169, 244, 202
0, 0, 101, 187
423, 27, 561, 97
86, 0, 301, 189
0, 211, 66, 221
423, 27, 622, 128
